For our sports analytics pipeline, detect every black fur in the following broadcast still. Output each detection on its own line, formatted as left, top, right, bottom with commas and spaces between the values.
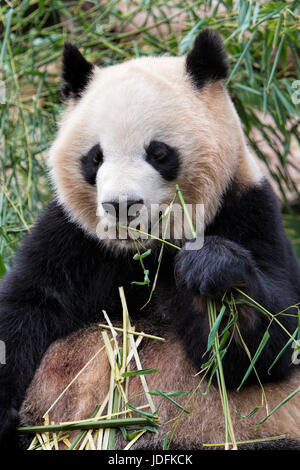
176, 236, 257, 297
0, 180, 300, 449
145, 141, 180, 181
174, 180, 300, 388
0, 200, 171, 449
186, 29, 228, 88
235, 439, 300, 450
81, 143, 103, 185
61, 43, 94, 99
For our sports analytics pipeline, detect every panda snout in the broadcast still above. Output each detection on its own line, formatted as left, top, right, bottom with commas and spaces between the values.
102, 199, 144, 223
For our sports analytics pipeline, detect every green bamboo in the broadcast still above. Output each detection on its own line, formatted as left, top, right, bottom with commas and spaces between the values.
18, 417, 157, 434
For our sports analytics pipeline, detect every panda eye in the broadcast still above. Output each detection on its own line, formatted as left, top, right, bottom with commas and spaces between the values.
81, 143, 103, 186
90, 144, 103, 165
146, 141, 170, 162
93, 154, 101, 164
145, 140, 180, 182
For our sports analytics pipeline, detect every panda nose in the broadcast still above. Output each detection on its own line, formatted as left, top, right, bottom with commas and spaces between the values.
102, 199, 144, 221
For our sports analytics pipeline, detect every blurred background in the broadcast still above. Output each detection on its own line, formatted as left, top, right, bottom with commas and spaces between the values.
0, 0, 299, 273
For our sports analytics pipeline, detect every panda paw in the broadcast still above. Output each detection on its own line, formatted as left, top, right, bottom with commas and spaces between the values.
175, 235, 256, 297
0, 406, 20, 451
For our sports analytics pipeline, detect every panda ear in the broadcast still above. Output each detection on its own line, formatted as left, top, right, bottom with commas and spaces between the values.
61, 43, 94, 100
186, 29, 228, 88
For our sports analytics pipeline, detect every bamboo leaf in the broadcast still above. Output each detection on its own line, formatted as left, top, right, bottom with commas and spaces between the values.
125, 403, 157, 419
163, 432, 170, 450
236, 407, 260, 419
227, 32, 256, 84
267, 33, 285, 90
237, 331, 270, 391
149, 390, 191, 398
150, 389, 191, 414
122, 368, 158, 377
207, 305, 226, 350
178, 19, 206, 55
268, 328, 298, 374
257, 387, 300, 427
221, 314, 238, 336
133, 249, 152, 260
0, 254, 6, 278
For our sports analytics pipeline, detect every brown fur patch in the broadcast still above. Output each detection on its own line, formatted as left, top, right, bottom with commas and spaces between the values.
20, 323, 300, 450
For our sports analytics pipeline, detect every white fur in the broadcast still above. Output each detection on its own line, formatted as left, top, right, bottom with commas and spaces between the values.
48, 54, 263, 249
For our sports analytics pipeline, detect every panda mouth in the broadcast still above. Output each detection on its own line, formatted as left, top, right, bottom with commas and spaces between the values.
98, 207, 168, 245
116, 222, 150, 240
117, 211, 163, 241
115, 212, 163, 242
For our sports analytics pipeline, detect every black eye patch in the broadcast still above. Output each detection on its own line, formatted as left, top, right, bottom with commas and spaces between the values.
81, 143, 103, 186
145, 141, 180, 181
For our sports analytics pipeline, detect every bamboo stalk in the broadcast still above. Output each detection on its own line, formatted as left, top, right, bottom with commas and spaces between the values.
98, 323, 165, 342
60, 404, 151, 426
78, 396, 110, 450
119, 286, 128, 376
18, 417, 156, 434
128, 333, 156, 414
203, 434, 287, 447
207, 299, 238, 450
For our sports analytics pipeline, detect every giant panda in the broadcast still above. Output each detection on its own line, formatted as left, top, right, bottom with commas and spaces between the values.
0, 29, 299, 451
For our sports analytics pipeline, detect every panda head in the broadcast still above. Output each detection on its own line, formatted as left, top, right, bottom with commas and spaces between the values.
48, 30, 261, 250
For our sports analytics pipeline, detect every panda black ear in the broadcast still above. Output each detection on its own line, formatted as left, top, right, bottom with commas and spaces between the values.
61, 42, 94, 100
186, 29, 228, 88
